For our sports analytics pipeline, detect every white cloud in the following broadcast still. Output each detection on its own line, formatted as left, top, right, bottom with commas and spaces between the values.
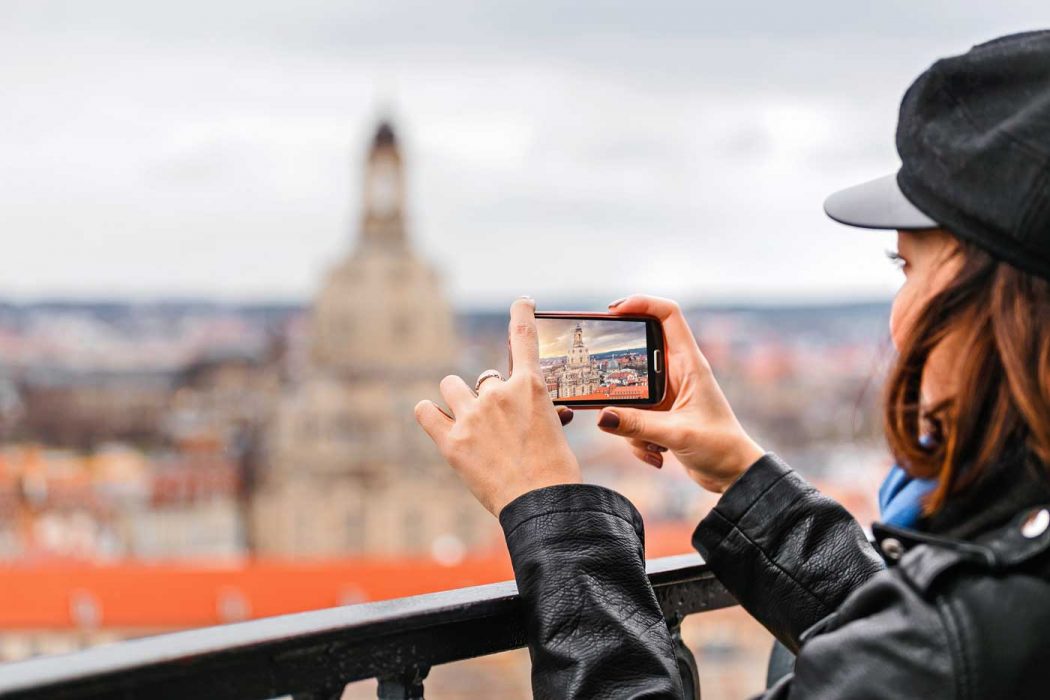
0, 1, 1044, 305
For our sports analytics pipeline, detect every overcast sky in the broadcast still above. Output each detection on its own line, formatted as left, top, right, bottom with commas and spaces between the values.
1, 2, 1047, 308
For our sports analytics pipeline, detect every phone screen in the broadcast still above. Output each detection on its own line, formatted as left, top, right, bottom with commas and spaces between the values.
535, 315, 662, 406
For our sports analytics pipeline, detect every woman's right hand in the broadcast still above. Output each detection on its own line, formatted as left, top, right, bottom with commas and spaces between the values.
598, 295, 765, 494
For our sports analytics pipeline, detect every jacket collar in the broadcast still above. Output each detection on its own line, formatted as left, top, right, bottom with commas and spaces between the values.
872, 504, 1050, 594
919, 446, 1050, 539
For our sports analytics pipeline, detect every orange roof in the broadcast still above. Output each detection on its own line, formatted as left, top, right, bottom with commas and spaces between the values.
0, 523, 698, 631
563, 387, 648, 401
0, 555, 513, 630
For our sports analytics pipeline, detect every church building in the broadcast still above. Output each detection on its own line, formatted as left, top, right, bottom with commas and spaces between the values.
553, 323, 602, 399
250, 122, 497, 557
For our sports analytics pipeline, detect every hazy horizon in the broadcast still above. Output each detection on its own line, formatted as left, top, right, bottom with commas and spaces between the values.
0, 290, 897, 313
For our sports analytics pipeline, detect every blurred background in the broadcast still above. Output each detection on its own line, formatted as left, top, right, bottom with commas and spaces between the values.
0, 2, 1046, 697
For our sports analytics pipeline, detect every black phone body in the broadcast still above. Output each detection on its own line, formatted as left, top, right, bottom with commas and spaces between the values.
533, 312, 667, 409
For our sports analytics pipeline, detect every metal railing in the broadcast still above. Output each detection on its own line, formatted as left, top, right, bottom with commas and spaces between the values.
0, 553, 738, 700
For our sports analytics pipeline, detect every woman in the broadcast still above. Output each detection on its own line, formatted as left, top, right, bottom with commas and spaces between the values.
415, 32, 1050, 698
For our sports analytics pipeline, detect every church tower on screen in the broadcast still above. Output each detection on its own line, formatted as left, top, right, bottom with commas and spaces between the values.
251, 122, 495, 557
567, 323, 590, 367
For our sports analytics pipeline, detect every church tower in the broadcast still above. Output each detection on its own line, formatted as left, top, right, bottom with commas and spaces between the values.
310, 122, 457, 379
567, 323, 590, 367
252, 122, 494, 558
360, 123, 406, 249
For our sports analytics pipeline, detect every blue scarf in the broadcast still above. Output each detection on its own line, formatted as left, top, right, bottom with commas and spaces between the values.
878, 464, 937, 529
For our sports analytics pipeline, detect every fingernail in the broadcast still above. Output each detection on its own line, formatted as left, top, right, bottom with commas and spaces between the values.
644, 453, 662, 468
608, 297, 627, 308
518, 295, 535, 307
645, 443, 667, 453
597, 410, 620, 430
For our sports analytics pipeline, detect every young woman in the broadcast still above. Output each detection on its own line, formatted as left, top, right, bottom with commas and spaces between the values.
415, 31, 1050, 698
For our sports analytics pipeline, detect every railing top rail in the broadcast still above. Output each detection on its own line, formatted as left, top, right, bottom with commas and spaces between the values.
0, 553, 736, 700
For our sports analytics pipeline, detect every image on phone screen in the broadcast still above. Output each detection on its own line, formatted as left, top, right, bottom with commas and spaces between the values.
535, 317, 652, 403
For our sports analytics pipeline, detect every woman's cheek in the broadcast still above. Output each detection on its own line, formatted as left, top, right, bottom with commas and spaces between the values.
889, 284, 914, 352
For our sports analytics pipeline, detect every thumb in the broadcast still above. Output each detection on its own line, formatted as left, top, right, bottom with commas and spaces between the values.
597, 407, 678, 447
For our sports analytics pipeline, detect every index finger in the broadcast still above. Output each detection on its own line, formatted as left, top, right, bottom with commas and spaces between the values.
608, 295, 701, 364
508, 297, 540, 376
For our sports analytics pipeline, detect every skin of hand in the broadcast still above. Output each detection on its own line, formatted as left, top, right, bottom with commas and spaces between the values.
415, 297, 582, 516
599, 295, 765, 494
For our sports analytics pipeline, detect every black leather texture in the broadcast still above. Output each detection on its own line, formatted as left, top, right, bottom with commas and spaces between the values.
501, 453, 1050, 699
500, 485, 683, 699
692, 453, 885, 653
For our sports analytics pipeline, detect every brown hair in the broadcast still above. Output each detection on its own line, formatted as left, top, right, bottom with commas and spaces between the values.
884, 240, 1050, 513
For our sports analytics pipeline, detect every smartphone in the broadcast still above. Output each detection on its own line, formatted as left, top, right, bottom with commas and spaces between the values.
533, 312, 667, 409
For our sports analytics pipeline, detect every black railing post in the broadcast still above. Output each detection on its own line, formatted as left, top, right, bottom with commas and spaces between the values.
667, 614, 701, 700
376, 664, 430, 699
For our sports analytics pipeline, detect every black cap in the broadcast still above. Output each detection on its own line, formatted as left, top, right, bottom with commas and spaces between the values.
823, 30, 1050, 280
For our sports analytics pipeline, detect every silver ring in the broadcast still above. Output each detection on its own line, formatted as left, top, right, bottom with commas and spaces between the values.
474, 369, 504, 392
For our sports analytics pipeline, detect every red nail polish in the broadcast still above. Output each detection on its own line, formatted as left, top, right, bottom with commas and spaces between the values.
645, 453, 662, 468
597, 410, 620, 430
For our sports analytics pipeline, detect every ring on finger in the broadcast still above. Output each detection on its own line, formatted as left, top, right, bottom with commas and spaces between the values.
474, 369, 505, 393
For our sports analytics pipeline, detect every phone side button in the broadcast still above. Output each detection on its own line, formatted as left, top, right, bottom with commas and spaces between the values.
653, 350, 662, 374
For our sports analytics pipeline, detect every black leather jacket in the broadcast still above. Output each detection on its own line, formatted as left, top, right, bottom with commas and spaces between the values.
499, 453, 1050, 699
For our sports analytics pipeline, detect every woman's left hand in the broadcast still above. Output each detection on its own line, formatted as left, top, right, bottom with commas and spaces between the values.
415, 297, 582, 516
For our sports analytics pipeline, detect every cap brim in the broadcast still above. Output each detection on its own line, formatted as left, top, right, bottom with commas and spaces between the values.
823, 173, 939, 230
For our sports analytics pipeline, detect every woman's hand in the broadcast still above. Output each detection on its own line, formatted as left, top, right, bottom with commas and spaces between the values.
599, 295, 764, 493
415, 298, 581, 516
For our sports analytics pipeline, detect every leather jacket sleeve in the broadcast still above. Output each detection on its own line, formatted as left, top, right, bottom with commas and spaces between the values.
500, 484, 684, 699
692, 453, 885, 652
499, 454, 1045, 699
759, 566, 955, 699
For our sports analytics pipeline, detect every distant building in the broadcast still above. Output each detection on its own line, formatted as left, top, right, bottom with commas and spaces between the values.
18, 376, 169, 448
606, 369, 640, 386
0, 443, 243, 561
250, 122, 496, 557
546, 324, 602, 399
167, 348, 284, 447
